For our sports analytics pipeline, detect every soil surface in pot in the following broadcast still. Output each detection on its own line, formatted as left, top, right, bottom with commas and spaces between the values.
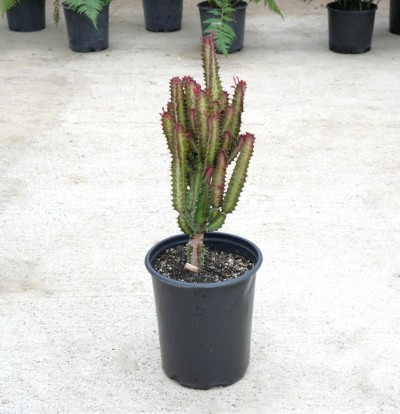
153, 245, 255, 283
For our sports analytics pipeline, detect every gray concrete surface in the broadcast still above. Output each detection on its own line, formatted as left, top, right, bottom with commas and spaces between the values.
1, 0, 400, 412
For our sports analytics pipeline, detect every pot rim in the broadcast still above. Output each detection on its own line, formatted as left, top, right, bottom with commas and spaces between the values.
326, 2, 377, 13
145, 232, 262, 289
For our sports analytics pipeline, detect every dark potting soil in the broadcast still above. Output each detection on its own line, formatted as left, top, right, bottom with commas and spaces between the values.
153, 245, 255, 283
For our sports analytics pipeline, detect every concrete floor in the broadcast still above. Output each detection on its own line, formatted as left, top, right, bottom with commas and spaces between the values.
1, 0, 400, 412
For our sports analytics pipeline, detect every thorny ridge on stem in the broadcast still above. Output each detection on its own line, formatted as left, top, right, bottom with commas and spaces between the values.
161, 35, 254, 274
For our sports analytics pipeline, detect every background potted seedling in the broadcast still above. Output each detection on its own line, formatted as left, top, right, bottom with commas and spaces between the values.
198, 0, 282, 55
1, 0, 45, 31
142, 0, 183, 32
54, 0, 110, 52
145, 35, 263, 389
327, 0, 379, 53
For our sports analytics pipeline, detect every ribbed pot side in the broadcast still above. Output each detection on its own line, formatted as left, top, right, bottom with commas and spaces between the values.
145, 232, 263, 390
143, 0, 183, 32
6, 0, 45, 32
63, 3, 109, 52
327, 2, 377, 54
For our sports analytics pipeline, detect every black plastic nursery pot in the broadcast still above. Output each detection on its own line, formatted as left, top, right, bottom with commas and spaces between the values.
6, 0, 45, 32
390, 0, 400, 34
63, 3, 109, 52
327, 2, 377, 54
143, 0, 183, 32
198, 1, 248, 54
145, 232, 263, 390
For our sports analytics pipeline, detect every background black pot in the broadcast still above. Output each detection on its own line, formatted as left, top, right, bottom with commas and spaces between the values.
6, 0, 45, 32
143, 0, 183, 32
63, 3, 109, 52
327, 2, 377, 54
390, 0, 400, 34
198, 1, 248, 54
145, 232, 263, 390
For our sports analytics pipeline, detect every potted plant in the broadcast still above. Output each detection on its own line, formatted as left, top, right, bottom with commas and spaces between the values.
390, 0, 400, 34
326, 0, 379, 53
145, 35, 263, 390
53, 0, 110, 52
142, 0, 183, 32
198, 0, 282, 55
1, 0, 45, 32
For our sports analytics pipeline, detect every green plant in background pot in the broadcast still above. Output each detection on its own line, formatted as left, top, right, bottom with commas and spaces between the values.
54, 0, 111, 52
145, 35, 263, 389
326, 0, 380, 53
198, 0, 282, 55
53, 0, 109, 27
0, 0, 18, 13
1, 0, 45, 31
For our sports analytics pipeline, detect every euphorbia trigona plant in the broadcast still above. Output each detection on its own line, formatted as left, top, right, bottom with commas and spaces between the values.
161, 35, 254, 273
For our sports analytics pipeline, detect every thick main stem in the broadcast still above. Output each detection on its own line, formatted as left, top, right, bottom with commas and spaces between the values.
184, 233, 205, 273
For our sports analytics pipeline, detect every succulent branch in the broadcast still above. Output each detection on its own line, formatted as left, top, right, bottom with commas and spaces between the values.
161, 35, 255, 273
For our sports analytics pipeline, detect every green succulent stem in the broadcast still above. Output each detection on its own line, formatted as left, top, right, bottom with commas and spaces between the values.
162, 36, 255, 273
185, 233, 205, 272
